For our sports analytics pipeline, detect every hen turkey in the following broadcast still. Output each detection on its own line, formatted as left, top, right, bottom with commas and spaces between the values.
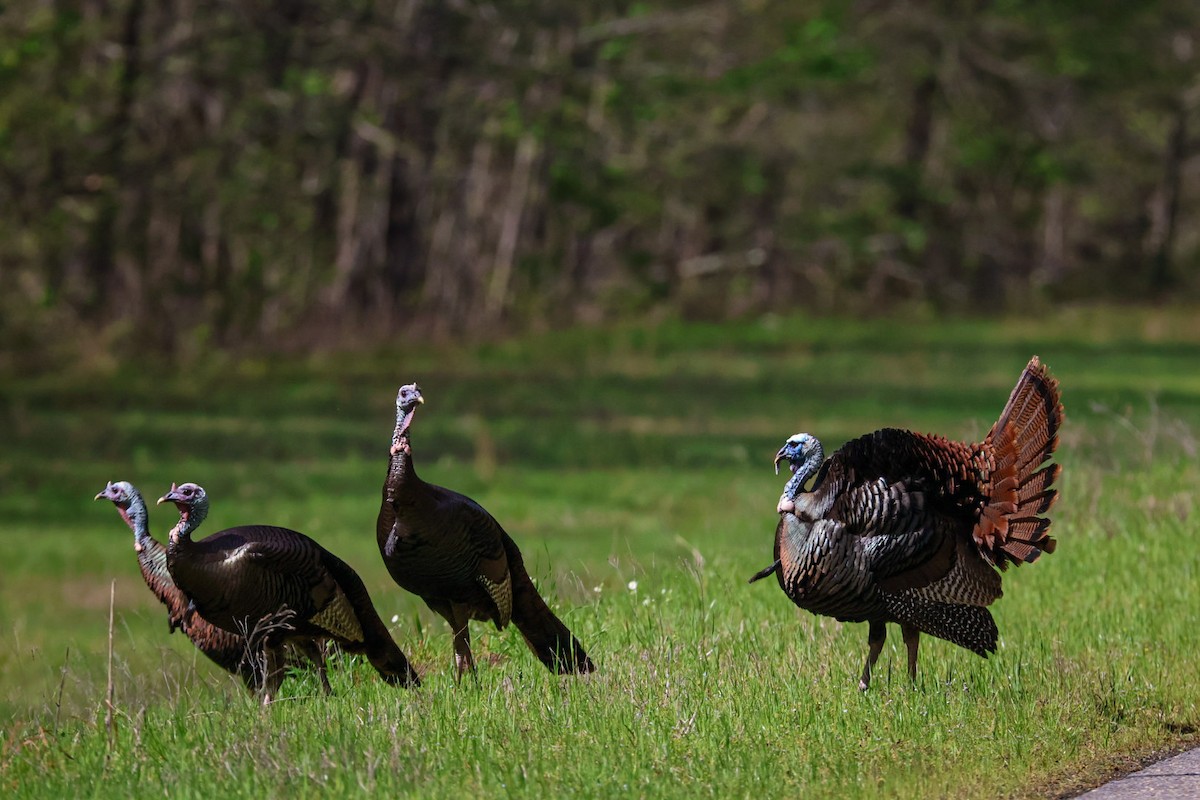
376, 383, 595, 679
95, 480, 326, 690
750, 356, 1063, 690
160, 482, 419, 702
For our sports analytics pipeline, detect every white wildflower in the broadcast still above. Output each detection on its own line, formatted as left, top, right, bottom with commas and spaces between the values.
627, 580, 638, 592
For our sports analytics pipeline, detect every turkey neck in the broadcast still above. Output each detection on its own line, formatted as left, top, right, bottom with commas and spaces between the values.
119, 493, 174, 580
166, 500, 207, 557
379, 431, 422, 554
116, 492, 154, 554
385, 433, 423, 497
779, 443, 825, 514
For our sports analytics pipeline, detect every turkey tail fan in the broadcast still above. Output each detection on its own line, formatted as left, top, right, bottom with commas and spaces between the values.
1014, 464, 1061, 515
980, 356, 1064, 567
1003, 517, 1056, 561
987, 356, 1064, 476
503, 536, 595, 674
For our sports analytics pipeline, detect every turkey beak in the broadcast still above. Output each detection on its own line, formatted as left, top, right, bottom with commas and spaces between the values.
94, 482, 112, 501
773, 447, 787, 475
157, 483, 180, 506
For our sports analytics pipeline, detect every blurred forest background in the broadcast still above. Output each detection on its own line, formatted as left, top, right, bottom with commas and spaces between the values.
2, 1, 1199, 367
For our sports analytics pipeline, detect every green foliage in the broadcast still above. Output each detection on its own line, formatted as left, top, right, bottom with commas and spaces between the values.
719, 10, 874, 94
3, 311, 1200, 796
3, 1, 1200, 358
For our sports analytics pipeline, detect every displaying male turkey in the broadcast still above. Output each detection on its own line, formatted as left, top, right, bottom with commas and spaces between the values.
94, 480, 327, 691
377, 383, 595, 679
749, 356, 1063, 690
159, 482, 419, 702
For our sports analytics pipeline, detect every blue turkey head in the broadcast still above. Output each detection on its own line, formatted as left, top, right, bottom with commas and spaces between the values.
394, 383, 424, 442
158, 482, 211, 528
95, 480, 137, 507
396, 383, 424, 414
95, 479, 149, 528
774, 433, 823, 475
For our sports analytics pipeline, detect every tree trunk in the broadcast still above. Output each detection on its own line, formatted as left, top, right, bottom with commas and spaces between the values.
86, 0, 144, 316
485, 132, 539, 323
1148, 98, 1187, 293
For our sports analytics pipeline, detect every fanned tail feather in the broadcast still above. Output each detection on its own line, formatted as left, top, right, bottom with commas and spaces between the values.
989, 356, 1063, 467
977, 357, 1064, 568
1015, 464, 1060, 514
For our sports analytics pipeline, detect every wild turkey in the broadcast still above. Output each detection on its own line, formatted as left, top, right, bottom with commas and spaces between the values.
377, 383, 595, 679
159, 482, 419, 702
749, 356, 1063, 690
94, 480, 327, 691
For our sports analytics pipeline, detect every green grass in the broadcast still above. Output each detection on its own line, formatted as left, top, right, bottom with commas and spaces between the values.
3, 308, 1200, 797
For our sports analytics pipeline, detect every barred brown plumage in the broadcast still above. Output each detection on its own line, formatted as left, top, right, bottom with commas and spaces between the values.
159, 482, 419, 703
377, 383, 595, 679
750, 356, 1063, 690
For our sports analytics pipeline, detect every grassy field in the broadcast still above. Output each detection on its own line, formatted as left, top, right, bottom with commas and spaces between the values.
3, 308, 1200, 798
